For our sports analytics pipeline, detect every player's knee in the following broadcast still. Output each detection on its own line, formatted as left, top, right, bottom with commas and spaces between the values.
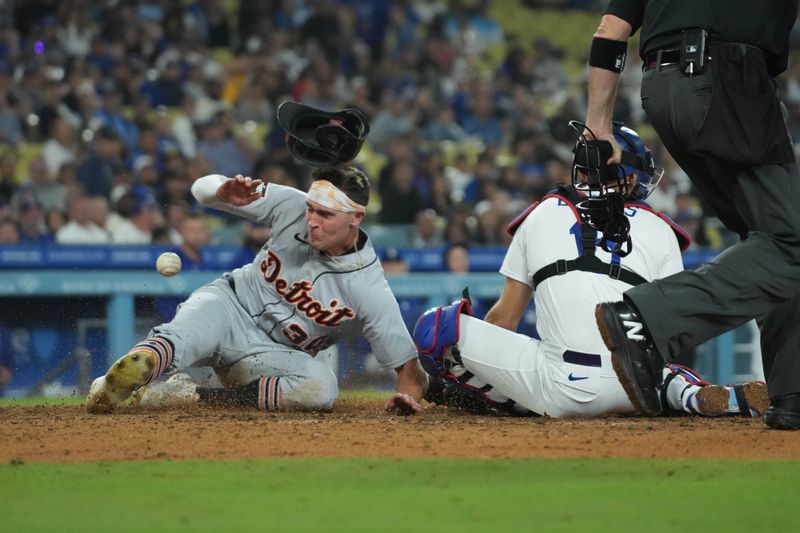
285, 373, 338, 411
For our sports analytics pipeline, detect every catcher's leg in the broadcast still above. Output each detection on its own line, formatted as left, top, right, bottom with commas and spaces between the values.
414, 297, 532, 414
412, 296, 473, 379
425, 373, 535, 417
659, 364, 728, 416
728, 381, 769, 416
451, 315, 636, 417
659, 364, 768, 416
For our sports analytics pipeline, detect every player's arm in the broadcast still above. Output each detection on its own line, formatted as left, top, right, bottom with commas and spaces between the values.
193, 173, 308, 226
585, 14, 633, 163
484, 277, 533, 332
384, 359, 427, 415
192, 174, 263, 207
358, 277, 427, 415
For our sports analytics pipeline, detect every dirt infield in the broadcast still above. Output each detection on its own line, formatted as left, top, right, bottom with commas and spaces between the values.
2, 397, 799, 463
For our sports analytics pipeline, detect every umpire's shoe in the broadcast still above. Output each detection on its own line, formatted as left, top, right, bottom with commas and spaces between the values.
765, 393, 800, 430
86, 350, 157, 413
596, 301, 664, 416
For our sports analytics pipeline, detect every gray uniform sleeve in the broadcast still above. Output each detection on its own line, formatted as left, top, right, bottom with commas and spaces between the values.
357, 275, 418, 370
192, 175, 306, 225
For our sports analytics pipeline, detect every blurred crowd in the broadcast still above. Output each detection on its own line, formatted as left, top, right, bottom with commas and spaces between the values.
1, 0, 800, 267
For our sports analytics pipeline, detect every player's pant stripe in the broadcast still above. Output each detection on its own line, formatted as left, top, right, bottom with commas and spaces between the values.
258, 377, 267, 411
140, 337, 172, 378
134, 337, 174, 383
267, 377, 276, 410
151, 337, 174, 373
132, 342, 165, 384
270, 377, 281, 410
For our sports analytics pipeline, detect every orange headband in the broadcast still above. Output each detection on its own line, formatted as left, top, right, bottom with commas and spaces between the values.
307, 180, 366, 213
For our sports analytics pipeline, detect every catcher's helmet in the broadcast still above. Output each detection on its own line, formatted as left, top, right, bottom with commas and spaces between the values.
569, 120, 664, 257
613, 124, 663, 202
277, 101, 370, 167
570, 121, 662, 203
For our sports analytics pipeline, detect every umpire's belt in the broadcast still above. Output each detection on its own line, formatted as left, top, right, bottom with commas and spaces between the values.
563, 350, 601, 367
644, 49, 680, 70
644, 48, 713, 71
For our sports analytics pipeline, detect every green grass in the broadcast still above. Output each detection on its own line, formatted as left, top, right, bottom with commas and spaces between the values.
1, 458, 798, 532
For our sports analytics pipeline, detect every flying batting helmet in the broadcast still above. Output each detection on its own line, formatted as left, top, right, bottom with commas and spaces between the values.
277, 101, 370, 167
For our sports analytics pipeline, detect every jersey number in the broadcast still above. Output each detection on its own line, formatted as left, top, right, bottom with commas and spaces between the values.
569, 222, 621, 264
283, 324, 331, 353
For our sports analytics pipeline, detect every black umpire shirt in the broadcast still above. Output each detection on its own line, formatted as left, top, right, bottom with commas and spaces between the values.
604, 0, 799, 75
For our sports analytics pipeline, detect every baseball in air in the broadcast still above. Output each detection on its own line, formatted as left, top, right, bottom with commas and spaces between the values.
156, 252, 182, 277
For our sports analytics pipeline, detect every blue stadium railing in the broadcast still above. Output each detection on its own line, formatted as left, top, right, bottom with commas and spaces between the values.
0, 245, 755, 390
0, 243, 723, 272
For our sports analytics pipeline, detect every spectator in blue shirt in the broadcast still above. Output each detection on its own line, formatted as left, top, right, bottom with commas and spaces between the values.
76, 126, 125, 200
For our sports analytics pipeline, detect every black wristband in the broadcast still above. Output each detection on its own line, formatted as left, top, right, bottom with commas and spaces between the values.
589, 37, 627, 73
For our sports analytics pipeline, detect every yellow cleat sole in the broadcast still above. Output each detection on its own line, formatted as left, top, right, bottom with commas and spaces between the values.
86, 350, 156, 414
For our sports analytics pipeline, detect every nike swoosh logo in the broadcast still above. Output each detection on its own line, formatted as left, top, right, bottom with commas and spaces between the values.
568, 373, 588, 381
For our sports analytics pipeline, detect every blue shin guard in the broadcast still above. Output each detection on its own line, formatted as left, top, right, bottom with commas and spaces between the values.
413, 297, 472, 378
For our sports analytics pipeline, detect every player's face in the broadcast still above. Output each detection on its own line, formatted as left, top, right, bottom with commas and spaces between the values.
577, 172, 638, 195
306, 201, 361, 255
624, 173, 638, 195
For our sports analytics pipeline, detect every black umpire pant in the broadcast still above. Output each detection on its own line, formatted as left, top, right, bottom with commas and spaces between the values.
627, 47, 800, 398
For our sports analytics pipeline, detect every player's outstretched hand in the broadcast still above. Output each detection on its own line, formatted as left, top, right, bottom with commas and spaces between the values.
216, 174, 265, 206
385, 392, 421, 416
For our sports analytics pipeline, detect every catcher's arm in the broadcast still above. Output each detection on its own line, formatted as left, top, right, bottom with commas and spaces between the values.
484, 277, 533, 332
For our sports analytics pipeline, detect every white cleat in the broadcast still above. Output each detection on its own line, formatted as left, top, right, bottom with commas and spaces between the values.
133, 373, 200, 410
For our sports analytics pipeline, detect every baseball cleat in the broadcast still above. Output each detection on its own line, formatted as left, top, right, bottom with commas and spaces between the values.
731, 381, 769, 416
596, 301, 664, 416
86, 349, 157, 413
692, 385, 730, 416
765, 392, 800, 430
133, 373, 199, 410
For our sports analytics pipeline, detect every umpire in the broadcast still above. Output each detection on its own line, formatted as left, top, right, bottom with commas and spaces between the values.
585, 0, 800, 429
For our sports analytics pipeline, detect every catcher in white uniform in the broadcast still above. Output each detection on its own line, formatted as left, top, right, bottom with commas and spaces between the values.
414, 124, 767, 418
87, 165, 427, 415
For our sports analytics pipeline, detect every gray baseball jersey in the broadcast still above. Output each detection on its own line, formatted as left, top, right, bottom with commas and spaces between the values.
214, 182, 418, 371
